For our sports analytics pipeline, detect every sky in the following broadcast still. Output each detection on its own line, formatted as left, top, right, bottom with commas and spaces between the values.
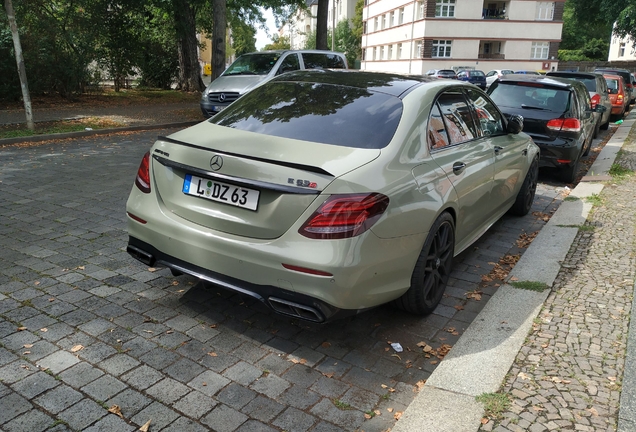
255, 8, 278, 50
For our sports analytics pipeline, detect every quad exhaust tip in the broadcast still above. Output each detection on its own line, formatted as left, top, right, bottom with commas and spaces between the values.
268, 297, 324, 323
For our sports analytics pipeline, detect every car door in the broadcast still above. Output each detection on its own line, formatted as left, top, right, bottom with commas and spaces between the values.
575, 85, 595, 143
427, 90, 495, 246
465, 88, 527, 210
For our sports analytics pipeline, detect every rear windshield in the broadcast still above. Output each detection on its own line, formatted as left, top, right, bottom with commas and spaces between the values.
489, 82, 571, 112
550, 74, 596, 92
301, 53, 346, 69
469, 71, 485, 77
606, 78, 619, 93
210, 81, 402, 149
223, 53, 280, 76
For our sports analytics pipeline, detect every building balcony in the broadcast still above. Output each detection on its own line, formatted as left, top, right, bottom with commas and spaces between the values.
482, 1, 508, 19
478, 53, 505, 59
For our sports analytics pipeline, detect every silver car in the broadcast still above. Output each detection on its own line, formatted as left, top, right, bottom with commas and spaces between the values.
200, 50, 348, 117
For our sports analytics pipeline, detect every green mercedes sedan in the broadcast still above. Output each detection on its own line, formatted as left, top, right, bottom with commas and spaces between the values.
126, 70, 539, 323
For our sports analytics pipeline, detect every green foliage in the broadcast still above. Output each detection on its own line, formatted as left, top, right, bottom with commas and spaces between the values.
263, 34, 291, 51
303, 20, 359, 67
304, 29, 317, 50
560, 0, 612, 59
476, 393, 512, 419
509, 281, 549, 292
231, 23, 257, 56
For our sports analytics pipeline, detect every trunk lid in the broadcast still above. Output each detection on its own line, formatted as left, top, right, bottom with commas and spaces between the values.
150, 122, 381, 239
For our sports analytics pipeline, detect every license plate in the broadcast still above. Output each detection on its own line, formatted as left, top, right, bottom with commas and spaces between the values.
183, 174, 259, 211
213, 106, 226, 112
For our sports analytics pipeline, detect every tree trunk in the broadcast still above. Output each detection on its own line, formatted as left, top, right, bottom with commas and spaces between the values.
4, 0, 34, 130
316, 0, 329, 50
212, 0, 226, 80
174, 0, 204, 92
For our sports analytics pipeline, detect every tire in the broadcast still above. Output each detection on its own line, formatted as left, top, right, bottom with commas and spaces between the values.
592, 120, 600, 140
600, 116, 610, 130
393, 212, 455, 315
560, 157, 579, 183
510, 158, 538, 216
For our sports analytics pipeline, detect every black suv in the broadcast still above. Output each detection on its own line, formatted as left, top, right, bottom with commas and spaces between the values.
488, 75, 605, 183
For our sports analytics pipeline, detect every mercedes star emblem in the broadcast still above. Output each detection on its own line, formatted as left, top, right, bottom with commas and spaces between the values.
218, 93, 226, 102
210, 155, 223, 171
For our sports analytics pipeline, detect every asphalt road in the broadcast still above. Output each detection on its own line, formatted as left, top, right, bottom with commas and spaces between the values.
0, 126, 613, 431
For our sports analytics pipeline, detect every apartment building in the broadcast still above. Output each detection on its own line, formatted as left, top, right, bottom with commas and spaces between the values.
361, 0, 564, 74
608, 36, 636, 61
280, 0, 357, 50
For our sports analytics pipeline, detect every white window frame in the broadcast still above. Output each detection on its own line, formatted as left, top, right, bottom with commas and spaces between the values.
417, 1, 425, 19
414, 40, 423, 58
380, 45, 385, 60
536, 2, 555, 20
390, 11, 395, 27
399, 7, 404, 24
435, 0, 455, 18
398, 43, 403, 59
388, 44, 393, 60
374, 17, 379, 31
432, 40, 452, 58
620, 42, 626, 57
530, 41, 549, 59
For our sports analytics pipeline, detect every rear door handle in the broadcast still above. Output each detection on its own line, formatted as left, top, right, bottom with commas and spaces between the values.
453, 162, 466, 174
494, 146, 503, 155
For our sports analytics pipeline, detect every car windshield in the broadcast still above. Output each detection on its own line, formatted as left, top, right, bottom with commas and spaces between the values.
470, 71, 485, 77
223, 53, 281, 76
489, 82, 570, 112
210, 81, 403, 149
551, 75, 596, 92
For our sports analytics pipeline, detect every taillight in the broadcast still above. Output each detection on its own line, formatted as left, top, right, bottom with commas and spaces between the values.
299, 193, 389, 239
135, 151, 151, 193
618, 94, 624, 103
590, 94, 600, 110
546, 118, 581, 132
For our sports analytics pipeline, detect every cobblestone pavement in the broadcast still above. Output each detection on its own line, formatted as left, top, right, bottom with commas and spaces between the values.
479, 133, 636, 432
0, 129, 604, 431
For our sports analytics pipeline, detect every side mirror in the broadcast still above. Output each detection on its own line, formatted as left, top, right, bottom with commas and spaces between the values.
594, 105, 607, 113
507, 114, 524, 134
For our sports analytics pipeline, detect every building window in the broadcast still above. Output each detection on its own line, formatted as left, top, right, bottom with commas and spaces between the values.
620, 42, 626, 57
399, 7, 404, 24
536, 2, 555, 20
414, 40, 423, 58
380, 45, 385, 60
390, 11, 395, 27
436, 0, 455, 18
398, 43, 403, 59
531, 41, 549, 59
374, 17, 379, 31
388, 44, 393, 59
363, 21, 367, 34
432, 40, 452, 57
383, 13, 388, 29
373, 47, 377, 60
417, 1, 425, 19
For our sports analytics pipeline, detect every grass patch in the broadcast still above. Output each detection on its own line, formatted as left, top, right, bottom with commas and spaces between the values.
509, 281, 549, 292
609, 163, 633, 180
563, 196, 580, 202
332, 399, 352, 410
476, 393, 512, 419
585, 193, 603, 207
0, 117, 126, 140
365, 410, 376, 418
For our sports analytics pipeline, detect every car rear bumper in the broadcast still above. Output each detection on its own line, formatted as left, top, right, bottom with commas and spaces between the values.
531, 136, 581, 168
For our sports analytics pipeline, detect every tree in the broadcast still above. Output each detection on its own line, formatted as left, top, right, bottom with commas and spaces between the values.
567, 0, 634, 40
263, 34, 290, 50
230, 21, 256, 56
315, 0, 328, 49
173, 0, 205, 91
4, 0, 33, 129
559, 0, 611, 60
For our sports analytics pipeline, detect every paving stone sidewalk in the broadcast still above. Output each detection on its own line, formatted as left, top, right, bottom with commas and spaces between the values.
479, 131, 636, 431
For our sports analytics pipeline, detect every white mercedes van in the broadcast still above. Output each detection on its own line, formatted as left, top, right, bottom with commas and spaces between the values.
200, 49, 348, 117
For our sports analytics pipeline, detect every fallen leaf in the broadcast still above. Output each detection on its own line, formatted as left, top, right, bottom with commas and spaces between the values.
108, 405, 124, 419
20, 365, 29, 370
143, 330, 153, 334
454, 304, 464, 311
209, 324, 217, 329
391, 354, 402, 360
299, 358, 307, 365
415, 380, 426, 391
139, 420, 151, 432
23, 351, 31, 355
609, 376, 617, 382
40, 328, 48, 332
177, 290, 185, 293
171, 281, 179, 286
323, 372, 335, 378
17, 327, 27, 331
430, 360, 438, 365
532, 405, 546, 412
381, 384, 388, 389
374, 409, 381, 416
509, 276, 519, 281
166, 330, 174, 334
387, 408, 394, 413
148, 268, 157, 272
364, 413, 372, 419
23, 344, 33, 348
78, 266, 85, 270
34, 281, 40, 286
202, 382, 207, 386
48, 298, 55, 302
518, 372, 531, 380
394, 411, 403, 420
207, 352, 218, 357
71, 345, 84, 353
588, 407, 599, 416
481, 418, 489, 424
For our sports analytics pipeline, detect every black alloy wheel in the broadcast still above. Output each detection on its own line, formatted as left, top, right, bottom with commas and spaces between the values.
510, 158, 538, 216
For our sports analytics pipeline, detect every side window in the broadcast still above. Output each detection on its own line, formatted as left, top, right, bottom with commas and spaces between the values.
277, 54, 300, 75
465, 89, 505, 136
428, 103, 451, 150
436, 91, 478, 145
486, 71, 495, 77
302, 53, 346, 69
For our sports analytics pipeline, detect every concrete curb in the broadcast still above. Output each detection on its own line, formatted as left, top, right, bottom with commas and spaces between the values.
394, 113, 636, 432
0, 120, 199, 147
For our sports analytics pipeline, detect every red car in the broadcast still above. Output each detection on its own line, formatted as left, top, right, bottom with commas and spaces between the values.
604, 74, 629, 119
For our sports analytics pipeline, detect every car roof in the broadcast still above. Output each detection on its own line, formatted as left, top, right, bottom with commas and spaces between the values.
546, 71, 603, 79
270, 69, 442, 97
496, 74, 583, 90
243, 49, 345, 56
